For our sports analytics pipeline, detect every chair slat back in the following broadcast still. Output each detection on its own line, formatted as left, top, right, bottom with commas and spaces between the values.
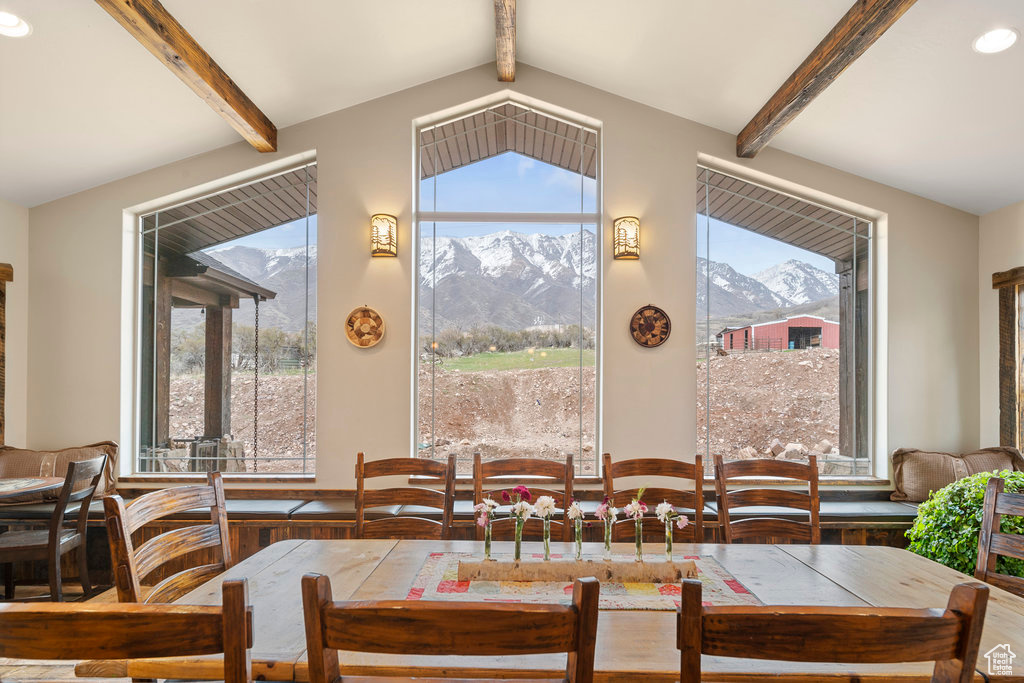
355, 453, 455, 539
678, 579, 988, 682
0, 579, 253, 682
603, 454, 704, 542
302, 573, 598, 683
975, 477, 1024, 597
714, 455, 820, 544
104, 471, 232, 603
49, 456, 107, 549
474, 454, 574, 542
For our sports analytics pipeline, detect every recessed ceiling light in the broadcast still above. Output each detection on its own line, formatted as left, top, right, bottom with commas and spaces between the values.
973, 27, 1018, 54
0, 10, 31, 38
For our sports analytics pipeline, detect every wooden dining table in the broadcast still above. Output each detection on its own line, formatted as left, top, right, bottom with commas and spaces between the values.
0, 476, 63, 501
76, 539, 1024, 681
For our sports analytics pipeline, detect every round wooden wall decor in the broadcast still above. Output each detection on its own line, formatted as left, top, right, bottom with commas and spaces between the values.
345, 306, 385, 348
629, 305, 671, 348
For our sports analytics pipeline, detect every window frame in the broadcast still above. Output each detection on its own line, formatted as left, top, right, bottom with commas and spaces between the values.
695, 165, 877, 480
412, 99, 602, 477
993, 266, 1024, 450
130, 163, 318, 478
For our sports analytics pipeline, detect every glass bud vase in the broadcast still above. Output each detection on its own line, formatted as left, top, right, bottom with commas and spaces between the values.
634, 517, 643, 562
664, 520, 673, 562
574, 519, 583, 561
603, 519, 613, 560
483, 520, 492, 561
542, 517, 551, 561
514, 516, 524, 562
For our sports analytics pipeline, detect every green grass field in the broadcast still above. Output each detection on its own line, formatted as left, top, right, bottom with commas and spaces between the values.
436, 347, 596, 372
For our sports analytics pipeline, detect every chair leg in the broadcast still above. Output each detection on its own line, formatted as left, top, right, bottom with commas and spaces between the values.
49, 551, 63, 602
77, 546, 92, 598
3, 563, 13, 600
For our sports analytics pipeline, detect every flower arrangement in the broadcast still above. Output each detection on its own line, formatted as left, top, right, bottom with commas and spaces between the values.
566, 500, 585, 561
534, 495, 557, 560
623, 488, 648, 562
502, 485, 535, 561
655, 501, 690, 561
594, 496, 619, 560
474, 498, 500, 560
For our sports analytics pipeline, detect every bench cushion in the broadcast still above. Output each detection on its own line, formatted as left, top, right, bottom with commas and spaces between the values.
165, 499, 306, 521
0, 442, 119, 503
289, 499, 399, 521
0, 498, 106, 522
707, 500, 918, 523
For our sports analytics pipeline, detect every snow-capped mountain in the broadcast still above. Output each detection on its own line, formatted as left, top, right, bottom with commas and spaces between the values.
175, 234, 835, 334
419, 230, 597, 331
201, 244, 317, 332
696, 257, 786, 316
698, 257, 838, 317
754, 259, 839, 306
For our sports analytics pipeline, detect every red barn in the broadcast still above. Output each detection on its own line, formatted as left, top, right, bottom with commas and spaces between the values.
721, 315, 839, 351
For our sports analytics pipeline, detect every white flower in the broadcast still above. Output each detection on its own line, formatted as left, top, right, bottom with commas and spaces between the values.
534, 495, 557, 519
656, 501, 676, 523
623, 500, 646, 519
567, 501, 584, 520
511, 500, 535, 519
481, 497, 500, 509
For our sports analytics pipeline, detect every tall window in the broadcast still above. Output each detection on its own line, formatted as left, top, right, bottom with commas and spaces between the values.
138, 164, 317, 474
417, 102, 599, 475
696, 167, 872, 476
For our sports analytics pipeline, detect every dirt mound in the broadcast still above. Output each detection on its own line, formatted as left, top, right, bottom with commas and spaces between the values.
169, 373, 316, 474
418, 365, 597, 475
697, 348, 839, 461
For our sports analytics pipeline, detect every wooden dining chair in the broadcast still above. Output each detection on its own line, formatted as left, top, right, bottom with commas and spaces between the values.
974, 476, 1024, 597
0, 578, 252, 682
677, 578, 988, 682
302, 572, 599, 683
714, 454, 820, 544
0, 455, 107, 601
355, 452, 455, 539
474, 453, 574, 542
103, 470, 232, 603
602, 453, 704, 542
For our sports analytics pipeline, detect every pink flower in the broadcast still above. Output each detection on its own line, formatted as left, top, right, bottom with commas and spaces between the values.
501, 490, 512, 503
639, 501, 648, 514
676, 516, 689, 530
476, 515, 488, 528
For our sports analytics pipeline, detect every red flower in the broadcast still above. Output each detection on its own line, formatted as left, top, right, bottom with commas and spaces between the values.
513, 485, 532, 502
501, 490, 512, 503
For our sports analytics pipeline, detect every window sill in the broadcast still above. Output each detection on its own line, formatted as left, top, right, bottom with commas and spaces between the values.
119, 474, 317, 485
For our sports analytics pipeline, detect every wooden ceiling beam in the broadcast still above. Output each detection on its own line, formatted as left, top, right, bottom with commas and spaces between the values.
736, 0, 917, 159
494, 0, 516, 82
95, 0, 277, 152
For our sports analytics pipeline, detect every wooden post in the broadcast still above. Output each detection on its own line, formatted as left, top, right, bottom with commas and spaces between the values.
837, 260, 854, 460
155, 260, 172, 447
993, 266, 1024, 449
0, 263, 12, 447
204, 305, 232, 438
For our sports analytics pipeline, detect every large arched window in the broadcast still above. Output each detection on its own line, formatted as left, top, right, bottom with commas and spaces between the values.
416, 101, 599, 476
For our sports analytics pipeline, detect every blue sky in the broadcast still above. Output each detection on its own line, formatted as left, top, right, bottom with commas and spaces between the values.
199, 152, 836, 278
697, 215, 835, 276
209, 214, 318, 251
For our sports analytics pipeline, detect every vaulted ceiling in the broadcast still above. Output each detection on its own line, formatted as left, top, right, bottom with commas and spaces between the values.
1, 0, 1021, 214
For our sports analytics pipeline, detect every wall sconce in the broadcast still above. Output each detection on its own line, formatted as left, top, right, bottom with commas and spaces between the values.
370, 214, 398, 257
613, 216, 640, 259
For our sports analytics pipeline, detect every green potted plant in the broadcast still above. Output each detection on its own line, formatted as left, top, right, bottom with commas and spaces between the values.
906, 469, 1024, 577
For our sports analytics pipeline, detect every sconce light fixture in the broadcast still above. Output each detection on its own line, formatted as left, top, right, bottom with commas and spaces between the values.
371, 214, 398, 257
612, 216, 640, 259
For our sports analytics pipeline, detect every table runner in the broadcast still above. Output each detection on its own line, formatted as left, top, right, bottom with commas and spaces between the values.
406, 552, 762, 610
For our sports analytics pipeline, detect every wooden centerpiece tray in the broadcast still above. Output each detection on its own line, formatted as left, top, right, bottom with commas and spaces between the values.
457, 558, 698, 583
